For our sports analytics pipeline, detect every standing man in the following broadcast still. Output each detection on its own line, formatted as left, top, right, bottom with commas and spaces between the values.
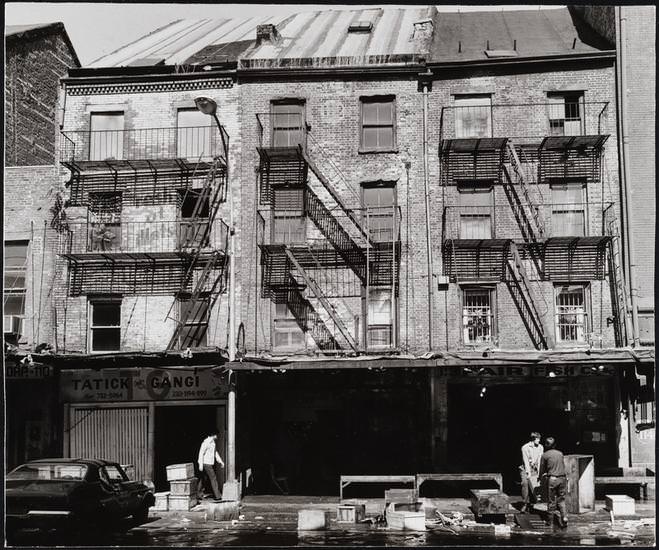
539, 436, 568, 528
197, 431, 224, 501
519, 431, 543, 513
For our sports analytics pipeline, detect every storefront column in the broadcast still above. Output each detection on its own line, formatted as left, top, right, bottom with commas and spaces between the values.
430, 368, 448, 470
148, 402, 155, 482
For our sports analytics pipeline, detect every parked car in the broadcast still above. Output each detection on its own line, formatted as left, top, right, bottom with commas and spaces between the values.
6, 459, 155, 533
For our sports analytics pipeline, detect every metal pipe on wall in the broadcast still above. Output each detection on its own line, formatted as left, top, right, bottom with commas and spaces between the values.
422, 80, 434, 351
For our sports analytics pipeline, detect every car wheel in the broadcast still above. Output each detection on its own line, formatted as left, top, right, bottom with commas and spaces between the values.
133, 502, 149, 524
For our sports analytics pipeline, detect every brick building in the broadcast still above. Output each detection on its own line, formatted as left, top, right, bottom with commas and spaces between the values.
4, 7, 654, 495
4, 22, 80, 468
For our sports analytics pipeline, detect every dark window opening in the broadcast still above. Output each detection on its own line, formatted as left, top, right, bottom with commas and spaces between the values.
90, 299, 121, 352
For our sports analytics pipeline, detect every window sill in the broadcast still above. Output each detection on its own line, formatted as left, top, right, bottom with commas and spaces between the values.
358, 148, 399, 155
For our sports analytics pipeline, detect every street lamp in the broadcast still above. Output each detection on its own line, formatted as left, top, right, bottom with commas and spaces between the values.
195, 96, 238, 498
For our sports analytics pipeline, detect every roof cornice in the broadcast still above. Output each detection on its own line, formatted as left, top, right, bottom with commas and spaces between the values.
426, 50, 616, 71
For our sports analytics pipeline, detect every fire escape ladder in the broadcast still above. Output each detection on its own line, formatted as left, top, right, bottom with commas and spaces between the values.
286, 281, 342, 352
180, 157, 223, 250
305, 188, 367, 282
605, 210, 630, 346
505, 242, 550, 350
284, 246, 358, 351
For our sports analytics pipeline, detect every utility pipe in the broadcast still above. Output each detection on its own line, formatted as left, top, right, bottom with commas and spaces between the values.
616, 7, 641, 346
422, 78, 434, 351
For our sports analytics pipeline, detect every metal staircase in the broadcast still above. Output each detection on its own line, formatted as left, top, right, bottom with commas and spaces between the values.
604, 206, 631, 347
505, 242, 551, 350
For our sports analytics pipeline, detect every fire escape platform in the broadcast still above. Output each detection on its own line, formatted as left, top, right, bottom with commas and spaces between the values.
256, 146, 306, 163
539, 134, 609, 151
443, 239, 512, 283
60, 249, 226, 265
543, 235, 611, 281
440, 137, 509, 155
63, 157, 225, 176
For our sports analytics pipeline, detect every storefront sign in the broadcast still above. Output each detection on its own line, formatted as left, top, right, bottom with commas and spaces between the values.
6, 363, 54, 379
60, 367, 228, 403
437, 365, 615, 378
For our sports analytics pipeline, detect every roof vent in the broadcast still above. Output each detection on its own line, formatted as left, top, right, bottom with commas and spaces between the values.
256, 24, 280, 45
348, 21, 373, 33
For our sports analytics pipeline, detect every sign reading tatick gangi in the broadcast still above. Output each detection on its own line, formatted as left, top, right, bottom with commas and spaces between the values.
60, 367, 229, 402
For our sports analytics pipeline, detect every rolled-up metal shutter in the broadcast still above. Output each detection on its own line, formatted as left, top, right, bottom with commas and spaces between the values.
69, 407, 149, 481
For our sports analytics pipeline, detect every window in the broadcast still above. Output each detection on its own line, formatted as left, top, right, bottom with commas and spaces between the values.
178, 296, 209, 348
273, 303, 305, 350
271, 102, 305, 147
273, 187, 306, 244
368, 288, 392, 348
548, 93, 585, 136
360, 96, 395, 152
100, 465, 127, 483
88, 192, 122, 252
555, 285, 588, 343
458, 185, 493, 239
454, 94, 492, 138
362, 183, 396, 242
551, 182, 586, 237
462, 288, 494, 345
178, 190, 210, 248
4, 241, 28, 336
89, 112, 124, 161
177, 108, 213, 160
89, 299, 121, 352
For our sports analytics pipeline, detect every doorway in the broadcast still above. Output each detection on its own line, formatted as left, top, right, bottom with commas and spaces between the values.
153, 404, 225, 491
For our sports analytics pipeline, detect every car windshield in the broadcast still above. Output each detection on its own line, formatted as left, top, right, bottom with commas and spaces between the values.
7, 463, 88, 481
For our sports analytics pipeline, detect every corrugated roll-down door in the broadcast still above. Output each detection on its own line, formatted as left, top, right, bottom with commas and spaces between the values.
69, 407, 149, 481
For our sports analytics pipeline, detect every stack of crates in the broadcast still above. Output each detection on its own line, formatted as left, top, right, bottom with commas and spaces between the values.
154, 463, 199, 512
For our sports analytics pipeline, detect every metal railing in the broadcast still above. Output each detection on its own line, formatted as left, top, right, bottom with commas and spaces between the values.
60, 220, 229, 256
60, 125, 230, 165
439, 102, 611, 143
442, 203, 613, 241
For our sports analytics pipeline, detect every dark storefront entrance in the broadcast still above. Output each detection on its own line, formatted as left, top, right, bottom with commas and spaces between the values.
241, 369, 431, 496
447, 376, 618, 494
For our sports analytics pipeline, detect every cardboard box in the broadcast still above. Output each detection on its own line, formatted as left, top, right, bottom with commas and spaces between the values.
170, 478, 198, 496
166, 463, 195, 482
605, 495, 636, 516
337, 504, 366, 523
168, 495, 197, 511
153, 491, 169, 512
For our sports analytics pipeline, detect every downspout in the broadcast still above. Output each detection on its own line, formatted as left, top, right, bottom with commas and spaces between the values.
616, 6, 641, 346
421, 74, 434, 351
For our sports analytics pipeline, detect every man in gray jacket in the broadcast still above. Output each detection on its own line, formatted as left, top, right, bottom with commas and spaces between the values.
519, 431, 543, 513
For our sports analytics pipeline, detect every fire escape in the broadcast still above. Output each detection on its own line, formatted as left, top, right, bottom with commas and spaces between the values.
59, 121, 230, 350
256, 112, 400, 353
440, 102, 620, 349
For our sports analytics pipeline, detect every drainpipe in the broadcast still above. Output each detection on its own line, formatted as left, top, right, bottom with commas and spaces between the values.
616, 6, 641, 346
421, 74, 434, 351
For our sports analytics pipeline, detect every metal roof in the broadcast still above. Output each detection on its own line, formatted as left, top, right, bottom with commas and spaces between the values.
429, 8, 613, 63
88, 7, 434, 68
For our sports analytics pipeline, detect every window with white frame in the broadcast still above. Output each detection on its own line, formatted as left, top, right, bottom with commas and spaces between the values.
547, 92, 585, 136
362, 183, 396, 242
89, 112, 124, 161
177, 108, 213, 160
273, 303, 305, 350
454, 94, 492, 139
360, 96, 396, 152
271, 101, 305, 147
178, 295, 209, 348
273, 187, 306, 244
555, 285, 588, 343
462, 288, 494, 345
550, 182, 586, 237
89, 299, 121, 352
4, 241, 28, 336
368, 288, 392, 348
458, 184, 493, 239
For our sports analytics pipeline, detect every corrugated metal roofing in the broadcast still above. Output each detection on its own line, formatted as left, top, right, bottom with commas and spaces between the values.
88, 7, 433, 68
430, 8, 613, 63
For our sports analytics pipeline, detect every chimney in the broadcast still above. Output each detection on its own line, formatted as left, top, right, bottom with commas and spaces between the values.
412, 18, 434, 53
256, 24, 280, 46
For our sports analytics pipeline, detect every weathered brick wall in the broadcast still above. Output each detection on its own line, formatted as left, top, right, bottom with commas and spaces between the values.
5, 29, 77, 166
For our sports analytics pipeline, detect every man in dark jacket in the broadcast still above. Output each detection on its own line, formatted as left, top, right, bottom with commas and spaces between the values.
539, 436, 568, 528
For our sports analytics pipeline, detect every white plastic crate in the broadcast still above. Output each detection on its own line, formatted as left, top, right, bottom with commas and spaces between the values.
166, 463, 195, 481
170, 478, 198, 496
153, 491, 169, 512
605, 495, 636, 516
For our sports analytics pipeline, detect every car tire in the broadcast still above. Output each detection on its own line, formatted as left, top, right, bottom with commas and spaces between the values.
133, 502, 149, 524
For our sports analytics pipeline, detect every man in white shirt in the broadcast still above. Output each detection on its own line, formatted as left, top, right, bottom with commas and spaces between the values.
197, 431, 224, 500
519, 431, 543, 513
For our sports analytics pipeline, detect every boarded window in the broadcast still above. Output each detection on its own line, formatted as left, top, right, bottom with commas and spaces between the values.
90, 299, 121, 352
273, 303, 305, 350
271, 102, 305, 147
360, 97, 395, 151
458, 185, 493, 239
177, 108, 213, 160
548, 93, 585, 136
368, 288, 392, 348
555, 285, 587, 343
463, 288, 493, 345
551, 182, 586, 236
89, 112, 124, 161
454, 95, 492, 138
362, 183, 396, 242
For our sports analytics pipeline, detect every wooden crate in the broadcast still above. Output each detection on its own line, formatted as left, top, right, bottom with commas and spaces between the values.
153, 491, 169, 512
337, 504, 366, 523
170, 478, 198, 496
605, 495, 636, 516
166, 463, 195, 482
386, 503, 425, 531
168, 495, 197, 511
470, 489, 510, 516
